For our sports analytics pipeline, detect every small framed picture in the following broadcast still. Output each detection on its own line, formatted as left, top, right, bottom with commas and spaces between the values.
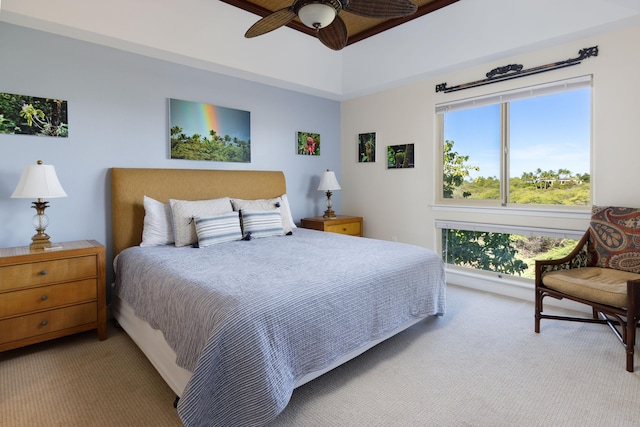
297, 132, 320, 155
387, 144, 414, 169
358, 132, 376, 163
0, 92, 68, 137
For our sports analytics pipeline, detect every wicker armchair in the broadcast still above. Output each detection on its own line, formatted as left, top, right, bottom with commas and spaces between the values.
535, 206, 640, 372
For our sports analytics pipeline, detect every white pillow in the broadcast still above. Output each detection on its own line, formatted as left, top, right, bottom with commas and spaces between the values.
231, 196, 294, 234
240, 209, 284, 239
279, 194, 297, 230
194, 212, 242, 247
169, 197, 233, 247
140, 196, 174, 246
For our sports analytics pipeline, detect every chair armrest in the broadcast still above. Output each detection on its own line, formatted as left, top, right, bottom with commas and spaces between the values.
535, 230, 591, 283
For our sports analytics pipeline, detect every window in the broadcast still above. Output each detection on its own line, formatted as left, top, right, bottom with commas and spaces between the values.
437, 76, 592, 207
436, 77, 591, 277
439, 224, 582, 278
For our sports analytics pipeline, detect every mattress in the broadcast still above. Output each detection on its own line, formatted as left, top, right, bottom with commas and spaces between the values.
113, 228, 445, 426
110, 295, 427, 397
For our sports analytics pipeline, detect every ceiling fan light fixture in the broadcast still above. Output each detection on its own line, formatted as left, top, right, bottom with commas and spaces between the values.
297, 3, 337, 30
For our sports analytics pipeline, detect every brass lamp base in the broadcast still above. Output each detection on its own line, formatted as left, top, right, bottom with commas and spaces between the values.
30, 232, 52, 251
322, 189, 337, 218
323, 208, 337, 219
29, 200, 52, 251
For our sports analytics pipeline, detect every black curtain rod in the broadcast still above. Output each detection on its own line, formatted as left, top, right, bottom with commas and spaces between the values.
435, 46, 598, 93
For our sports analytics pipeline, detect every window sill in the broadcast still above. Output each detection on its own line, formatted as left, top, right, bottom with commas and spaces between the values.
432, 203, 590, 221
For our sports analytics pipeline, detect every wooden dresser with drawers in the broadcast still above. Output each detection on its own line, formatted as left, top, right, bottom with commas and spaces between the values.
299, 215, 363, 237
0, 240, 106, 351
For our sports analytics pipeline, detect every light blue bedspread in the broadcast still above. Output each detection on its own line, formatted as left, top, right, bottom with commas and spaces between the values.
114, 228, 445, 426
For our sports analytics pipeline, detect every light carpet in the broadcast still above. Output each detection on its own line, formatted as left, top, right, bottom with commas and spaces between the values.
2, 285, 640, 426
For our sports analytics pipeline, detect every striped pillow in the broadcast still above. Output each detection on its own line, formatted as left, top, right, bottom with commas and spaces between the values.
194, 212, 242, 247
240, 209, 284, 239
169, 197, 233, 247
231, 196, 295, 235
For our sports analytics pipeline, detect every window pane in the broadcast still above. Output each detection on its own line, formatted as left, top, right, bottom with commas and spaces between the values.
443, 104, 500, 200
441, 228, 578, 279
509, 89, 591, 205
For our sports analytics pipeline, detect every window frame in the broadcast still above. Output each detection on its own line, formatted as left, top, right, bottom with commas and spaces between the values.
436, 220, 586, 280
435, 76, 593, 211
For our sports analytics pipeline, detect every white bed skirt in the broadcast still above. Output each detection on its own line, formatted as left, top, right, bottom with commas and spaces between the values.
111, 295, 427, 397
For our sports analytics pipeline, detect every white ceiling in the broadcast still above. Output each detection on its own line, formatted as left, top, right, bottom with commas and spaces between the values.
2, 0, 639, 100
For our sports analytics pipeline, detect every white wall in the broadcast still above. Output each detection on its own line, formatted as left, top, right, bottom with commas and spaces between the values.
0, 23, 342, 288
0, 0, 345, 99
3, 1, 640, 304
341, 23, 640, 304
341, 0, 640, 98
341, 24, 640, 250
3, 0, 640, 100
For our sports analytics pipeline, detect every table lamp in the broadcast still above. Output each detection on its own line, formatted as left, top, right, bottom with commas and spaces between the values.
11, 160, 68, 250
317, 169, 341, 218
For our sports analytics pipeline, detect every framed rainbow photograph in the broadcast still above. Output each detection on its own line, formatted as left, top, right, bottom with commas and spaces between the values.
169, 98, 251, 162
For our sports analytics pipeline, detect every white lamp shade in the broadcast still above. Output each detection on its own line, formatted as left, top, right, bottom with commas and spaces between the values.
298, 3, 336, 29
317, 170, 341, 191
11, 162, 68, 199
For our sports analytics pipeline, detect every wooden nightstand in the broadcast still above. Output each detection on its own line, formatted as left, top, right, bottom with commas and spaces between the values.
0, 240, 106, 352
300, 215, 363, 237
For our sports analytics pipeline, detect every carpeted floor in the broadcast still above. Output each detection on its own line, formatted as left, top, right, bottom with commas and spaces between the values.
2, 285, 640, 426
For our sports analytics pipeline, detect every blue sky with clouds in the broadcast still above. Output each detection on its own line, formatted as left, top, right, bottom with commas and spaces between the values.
444, 88, 590, 180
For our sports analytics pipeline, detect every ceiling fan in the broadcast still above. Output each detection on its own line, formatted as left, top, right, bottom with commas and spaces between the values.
244, 0, 418, 51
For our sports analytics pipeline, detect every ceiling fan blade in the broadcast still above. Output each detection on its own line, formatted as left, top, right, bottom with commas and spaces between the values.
245, 8, 297, 38
343, 0, 417, 19
318, 15, 347, 51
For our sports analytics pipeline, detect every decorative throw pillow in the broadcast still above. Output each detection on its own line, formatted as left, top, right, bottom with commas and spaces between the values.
231, 197, 294, 234
194, 212, 242, 247
140, 196, 174, 246
240, 209, 284, 239
589, 205, 640, 273
169, 197, 233, 247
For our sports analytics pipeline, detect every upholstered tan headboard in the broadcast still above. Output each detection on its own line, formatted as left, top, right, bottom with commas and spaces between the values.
111, 168, 286, 257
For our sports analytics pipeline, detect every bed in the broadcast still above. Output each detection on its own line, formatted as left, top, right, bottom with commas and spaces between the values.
110, 167, 446, 427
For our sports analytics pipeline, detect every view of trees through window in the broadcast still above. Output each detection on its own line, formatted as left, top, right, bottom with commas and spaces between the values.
439, 84, 590, 277
441, 228, 578, 278
444, 140, 591, 205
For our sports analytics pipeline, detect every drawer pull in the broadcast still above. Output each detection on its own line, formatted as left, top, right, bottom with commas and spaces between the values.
40, 320, 48, 326
41, 295, 48, 301
39, 270, 48, 276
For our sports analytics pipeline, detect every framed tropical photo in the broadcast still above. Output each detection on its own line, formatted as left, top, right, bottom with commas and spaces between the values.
0, 92, 68, 137
387, 144, 414, 169
358, 132, 376, 163
297, 131, 320, 156
169, 98, 251, 163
